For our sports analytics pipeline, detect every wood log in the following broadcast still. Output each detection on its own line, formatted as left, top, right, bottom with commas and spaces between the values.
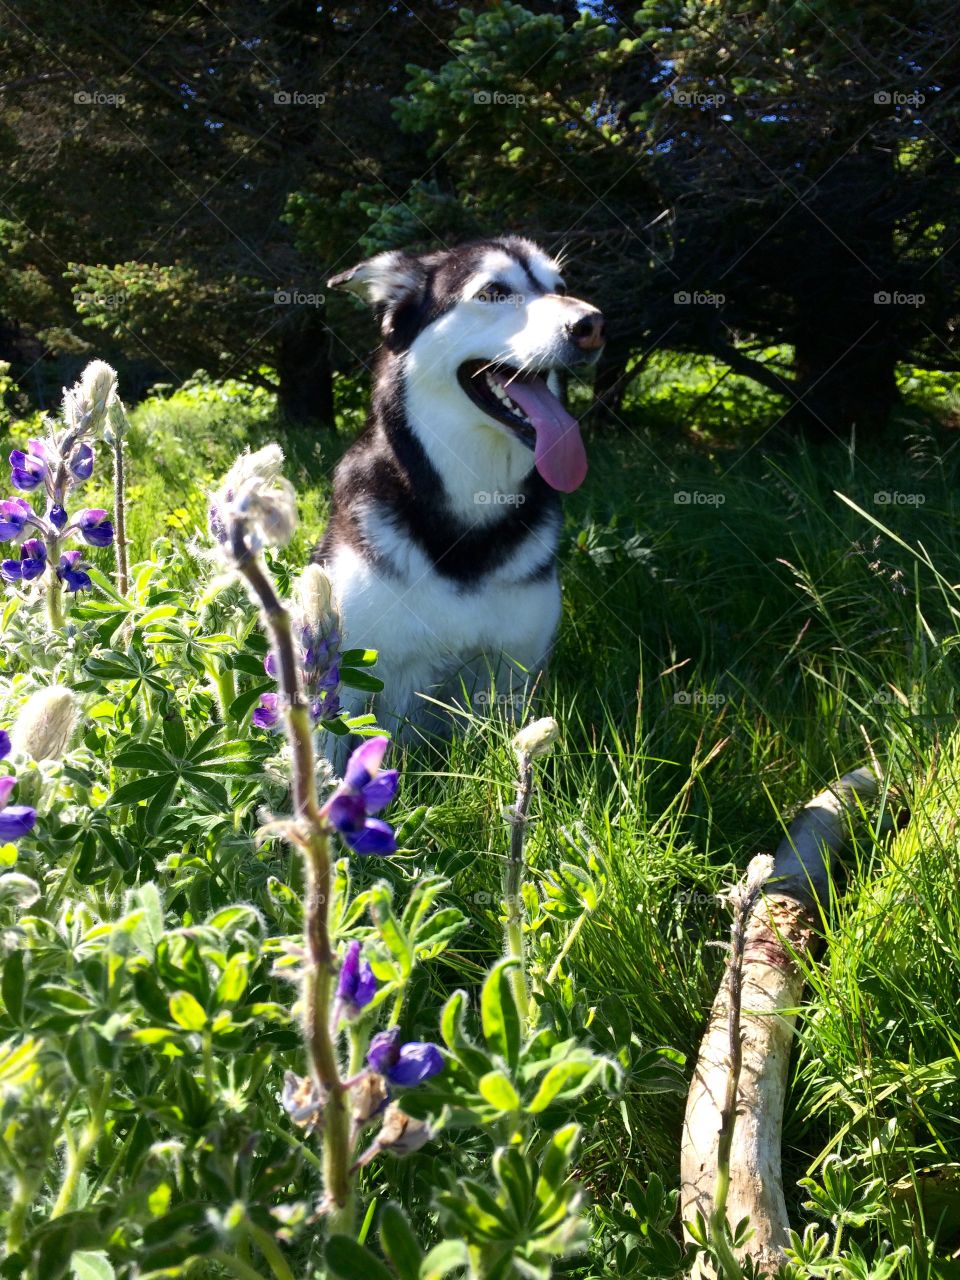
680, 768, 878, 1275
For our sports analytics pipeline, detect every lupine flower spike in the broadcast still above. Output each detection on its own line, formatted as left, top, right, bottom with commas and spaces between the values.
0, 361, 118, 627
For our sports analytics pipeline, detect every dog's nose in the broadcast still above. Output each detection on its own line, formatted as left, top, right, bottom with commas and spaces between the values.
568, 311, 606, 352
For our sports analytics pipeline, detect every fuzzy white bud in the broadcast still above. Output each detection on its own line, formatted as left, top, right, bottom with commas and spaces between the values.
11, 686, 78, 762
512, 716, 560, 760
214, 444, 298, 551
295, 563, 337, 634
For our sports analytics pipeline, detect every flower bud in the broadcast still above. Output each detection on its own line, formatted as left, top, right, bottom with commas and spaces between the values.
79, 360, 119, 434
11, 686, 78, 762
512, 716, 560, 760
295, 563, 337, 633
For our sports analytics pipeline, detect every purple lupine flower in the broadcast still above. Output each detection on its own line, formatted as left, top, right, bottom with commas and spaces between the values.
367, 1028, 444, 1086
1, 539, 47, 583
49, 504, 68, 531
0, 777, 36, 841
0, 499, 32, 540
337, 940, 377, 1016
0, 730, 9, 759
252, 691, 280, 730
69, 443, 94, 481
57, 550, 92, 593
325, 737, 398, 856
75, 509, 113, 547
9, 443, 47, 492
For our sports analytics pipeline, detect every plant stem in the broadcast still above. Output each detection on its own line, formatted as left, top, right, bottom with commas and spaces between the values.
46, 575, 64, 631
51, 1074, 112, 1219
230, 523, 353, 1232
112, 433, 129, 596
545, 909, 588, 987
504, 750, 533, 1023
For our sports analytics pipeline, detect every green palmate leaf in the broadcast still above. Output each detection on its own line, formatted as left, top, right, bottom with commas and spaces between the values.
379, 1203, 424, 1280
480, 959, 521, 1069
326, 1235, 394, 1280
168, 990, 207, 1031
478, 1070, 521, 1112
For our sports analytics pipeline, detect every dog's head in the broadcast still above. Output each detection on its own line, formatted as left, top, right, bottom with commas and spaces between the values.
328, 237, 605, 494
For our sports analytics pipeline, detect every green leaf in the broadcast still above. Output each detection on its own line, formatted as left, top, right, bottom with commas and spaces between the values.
326, 1235, 394, 1280
480, 959, 521, 1069
2, 950, 25, 1024
215, 954, 250, 1006
380, 1202, 423, 1279
169, 990, 207, 1031
340, 668, 384, 693
420, 1240, 470, 1279
340, 647, 379, 667
70, 1251, 115, 1280
528, 1058, 602, 1112
108, 775, 174, 805
478, 1070, 521, 1112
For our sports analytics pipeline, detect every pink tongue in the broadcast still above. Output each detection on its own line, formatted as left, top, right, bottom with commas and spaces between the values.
492, 372, 588, 493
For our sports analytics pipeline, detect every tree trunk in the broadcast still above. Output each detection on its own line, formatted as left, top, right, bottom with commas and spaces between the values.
276, 309, 335, 427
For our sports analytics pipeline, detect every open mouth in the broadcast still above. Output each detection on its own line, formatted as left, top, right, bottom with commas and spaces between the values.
457, 360, 540, 447
456, 360, 588, 493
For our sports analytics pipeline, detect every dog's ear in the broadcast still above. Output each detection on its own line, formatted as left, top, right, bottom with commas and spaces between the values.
327, 251, 425, 312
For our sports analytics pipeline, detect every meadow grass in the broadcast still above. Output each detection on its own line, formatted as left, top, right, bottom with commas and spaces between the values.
24, 365, 960, 1271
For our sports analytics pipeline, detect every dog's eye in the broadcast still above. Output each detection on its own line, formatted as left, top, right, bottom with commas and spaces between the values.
475, 283, 513, 303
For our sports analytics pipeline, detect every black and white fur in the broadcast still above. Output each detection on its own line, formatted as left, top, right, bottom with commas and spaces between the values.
317, 237, 605, 755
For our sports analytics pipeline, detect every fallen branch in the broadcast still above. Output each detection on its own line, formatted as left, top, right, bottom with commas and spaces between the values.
680, 767, 879, 1275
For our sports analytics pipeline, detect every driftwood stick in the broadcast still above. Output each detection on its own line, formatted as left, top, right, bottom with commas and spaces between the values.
680, 768, 878, 1275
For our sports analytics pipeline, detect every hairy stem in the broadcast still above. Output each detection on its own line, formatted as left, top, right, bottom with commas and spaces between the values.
51, 1074, 112, 1219
504, 750, 533, 1022
46, 573, 64, 631
112, 434, 129, 596
230, 523, 353, 1231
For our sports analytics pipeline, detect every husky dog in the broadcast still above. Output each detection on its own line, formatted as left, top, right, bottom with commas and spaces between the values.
317, 237, 605, 752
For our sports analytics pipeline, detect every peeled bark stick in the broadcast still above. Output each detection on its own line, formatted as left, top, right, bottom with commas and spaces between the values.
680, 767, 878, 1275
